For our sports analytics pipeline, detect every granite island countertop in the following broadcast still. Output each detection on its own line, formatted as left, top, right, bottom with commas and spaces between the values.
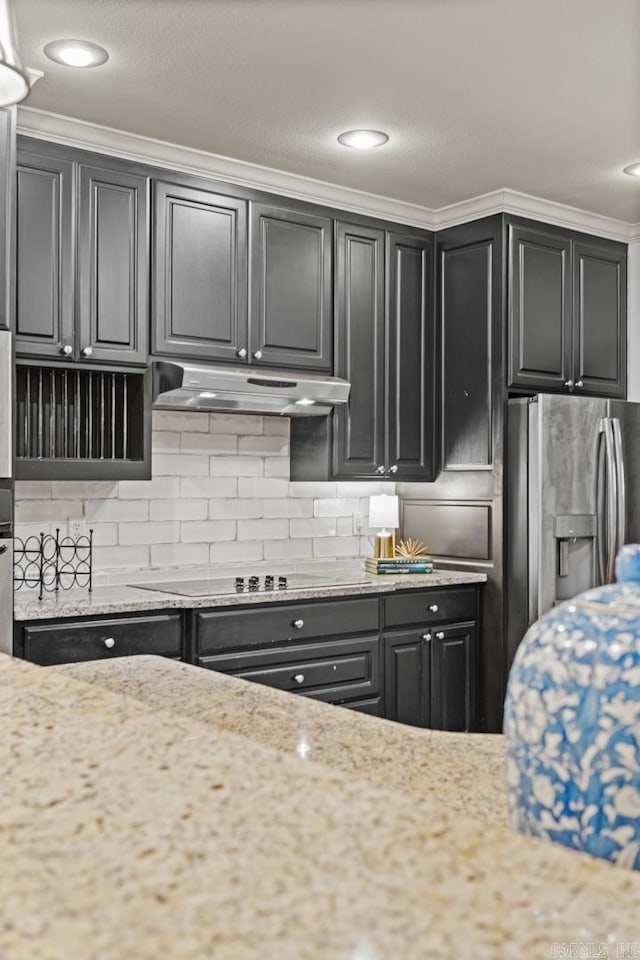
58, 655, 508, 826
13, 567, 487, 621
2, 651, 640, 959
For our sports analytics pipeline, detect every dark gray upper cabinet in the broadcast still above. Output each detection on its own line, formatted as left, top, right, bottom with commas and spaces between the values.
386, 231, 436, 480
152, 181, 247, 363
0, 107, 14, 331
508, 223, 572, 392
333, 221, 386, 477
15, 141, 150, 366
14, 149, 74, 359
78, 162, 148, 365
508, 220, 627, 398
333, 221, 436, 481
250, 202, 332, 370
573, 238, 626, 399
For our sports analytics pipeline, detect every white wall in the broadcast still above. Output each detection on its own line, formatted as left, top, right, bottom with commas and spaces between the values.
14, 411, 394, 573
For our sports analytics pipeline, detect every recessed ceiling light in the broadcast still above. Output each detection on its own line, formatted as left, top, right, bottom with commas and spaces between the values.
337, 129, 389, 150
623, 162, 640, 177
44, 39, 109, 68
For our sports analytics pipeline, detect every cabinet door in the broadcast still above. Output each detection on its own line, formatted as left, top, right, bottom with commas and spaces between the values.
386, 231, 436, 480
14, 149, 74, 359
573, 238, 626, 399
333, 221, 385, 478
0, 108, 14, 331
508, 223, 572, 392
430, 622, 477, 732
153, 181, 247, 362
250, 203, 332, 370
78, 163, 149, 365
384, 630, 430, 727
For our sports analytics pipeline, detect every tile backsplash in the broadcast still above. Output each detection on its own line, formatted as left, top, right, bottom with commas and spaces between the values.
14, 411, 395, 573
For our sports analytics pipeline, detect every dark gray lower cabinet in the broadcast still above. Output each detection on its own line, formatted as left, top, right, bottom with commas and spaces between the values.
430, 622, 477, 732
384, 630, 430, 727
384, 623, 477, 731
15, 587, 480, 728
199, 634, 379, 705
16, 612, 184, 666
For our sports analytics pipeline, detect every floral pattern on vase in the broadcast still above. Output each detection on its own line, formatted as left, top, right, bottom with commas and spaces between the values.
504, 545, 640, 870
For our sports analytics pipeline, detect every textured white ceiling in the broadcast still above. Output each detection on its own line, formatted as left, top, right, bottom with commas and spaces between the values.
13, 0, 640, 222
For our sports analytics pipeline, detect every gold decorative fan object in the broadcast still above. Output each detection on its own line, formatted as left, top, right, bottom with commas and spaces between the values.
394, 538, 430, 559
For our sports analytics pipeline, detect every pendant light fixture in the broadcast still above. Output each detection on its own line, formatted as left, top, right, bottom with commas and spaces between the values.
0, 0, 29, 106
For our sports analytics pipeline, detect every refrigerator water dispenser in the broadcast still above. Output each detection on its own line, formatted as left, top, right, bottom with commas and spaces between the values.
554, 514, 597, 603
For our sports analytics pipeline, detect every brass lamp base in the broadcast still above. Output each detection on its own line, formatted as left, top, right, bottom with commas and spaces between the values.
373, 532, 394, 559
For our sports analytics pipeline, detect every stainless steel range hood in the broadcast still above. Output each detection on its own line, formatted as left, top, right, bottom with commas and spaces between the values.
152, 361, 350, 416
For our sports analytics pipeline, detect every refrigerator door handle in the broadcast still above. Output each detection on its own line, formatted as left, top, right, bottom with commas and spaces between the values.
596, 426, 607, 586
596, 418, 618, 585
612, 418, 626, 561
605, 419, 618, 584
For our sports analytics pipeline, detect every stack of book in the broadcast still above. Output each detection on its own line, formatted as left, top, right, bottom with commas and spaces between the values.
364, 556, 434, 576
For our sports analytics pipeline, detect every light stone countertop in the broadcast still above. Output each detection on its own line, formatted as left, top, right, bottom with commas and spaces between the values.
2, 652, 640, 959
58, 655, 508, 826
13, 568, 487, 621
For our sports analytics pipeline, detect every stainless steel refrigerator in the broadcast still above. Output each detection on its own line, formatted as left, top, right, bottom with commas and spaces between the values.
507, 393, 640, 665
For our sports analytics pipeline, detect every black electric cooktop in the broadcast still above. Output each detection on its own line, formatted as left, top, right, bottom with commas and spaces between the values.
132, 572, 366, 598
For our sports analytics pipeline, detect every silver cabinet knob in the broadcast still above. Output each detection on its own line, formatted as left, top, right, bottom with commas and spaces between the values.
388, 465, 398, 474
564, 379, 574, 391
61, 345, 73, 356
253, 350, 263, 360
103, 637, 115, 649
435, 631, 445, 640
292, 618, 304, 629
422, 633, 432, 642
575, 380, 584, 389
375, 465, 386, 475
81, 346, 93, 357
428, 604, 439, 612
237, 347, 248, 359
293, 673, 305, 684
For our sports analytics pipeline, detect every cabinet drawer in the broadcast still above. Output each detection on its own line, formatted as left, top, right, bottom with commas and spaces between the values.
383, 588, 477, 628
196, 597, 379, 654
341, 696, 383, 717
199, 635, 379, 704
22, 613, 183, 666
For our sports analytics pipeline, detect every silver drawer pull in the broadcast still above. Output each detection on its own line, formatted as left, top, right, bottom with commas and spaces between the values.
293, 673, 305, 684
422, 633, 432, 642
428, 604, 439, 612
435, 631, 445, 640
103, 637, 115, 649
292, 618, 304, 629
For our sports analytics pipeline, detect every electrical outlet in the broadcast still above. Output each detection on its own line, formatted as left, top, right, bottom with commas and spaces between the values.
354, 512, 368, 534
69, 518, 86, 540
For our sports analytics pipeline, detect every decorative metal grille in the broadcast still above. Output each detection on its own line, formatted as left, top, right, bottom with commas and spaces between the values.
14, 529, 93, 600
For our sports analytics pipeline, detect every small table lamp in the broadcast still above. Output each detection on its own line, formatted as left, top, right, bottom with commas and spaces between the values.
369, 494, 400, 559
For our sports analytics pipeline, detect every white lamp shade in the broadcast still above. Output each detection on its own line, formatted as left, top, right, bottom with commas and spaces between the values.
369, 494, 399, 530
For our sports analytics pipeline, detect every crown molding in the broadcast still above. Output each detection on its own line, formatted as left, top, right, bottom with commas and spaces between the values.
16, 106, 639, 242
434, 188, 637, 242
16, 107, 438, 229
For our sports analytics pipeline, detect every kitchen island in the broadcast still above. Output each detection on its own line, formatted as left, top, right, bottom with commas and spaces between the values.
2, 653, 639, 959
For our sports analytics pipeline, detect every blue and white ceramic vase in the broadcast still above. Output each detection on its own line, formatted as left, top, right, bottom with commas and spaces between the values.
504, 544, 640, 869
